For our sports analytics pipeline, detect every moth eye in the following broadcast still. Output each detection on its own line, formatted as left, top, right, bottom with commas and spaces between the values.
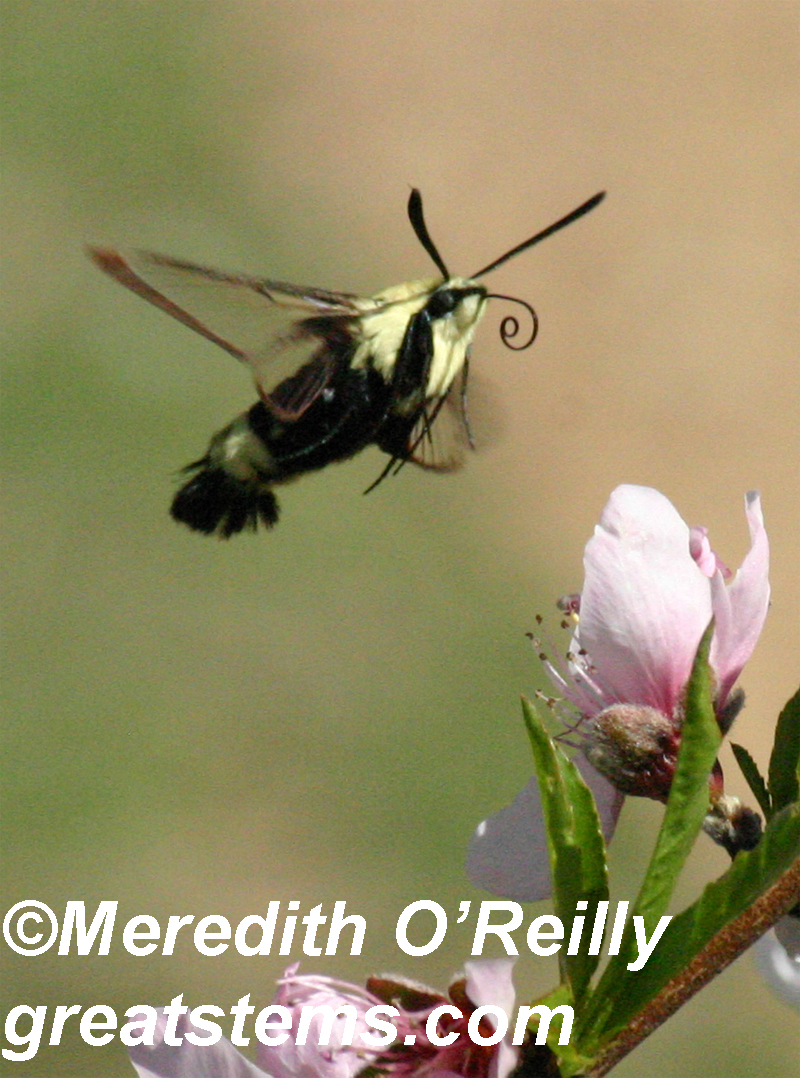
426, 289, 462, 318
322, 387, 335, 402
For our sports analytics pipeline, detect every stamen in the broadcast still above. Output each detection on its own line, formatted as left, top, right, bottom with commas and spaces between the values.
530, 605, 615, 742
557, 593, 581, 618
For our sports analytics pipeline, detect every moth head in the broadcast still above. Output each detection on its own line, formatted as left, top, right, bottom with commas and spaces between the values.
407, 187, 605, 353
426, 278, 487, 331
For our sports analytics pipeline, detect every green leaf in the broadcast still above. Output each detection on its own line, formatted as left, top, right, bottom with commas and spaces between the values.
769, 685, 800, 812
634, 623, 721, 922
521, 696, 608, 1004
597, 801, 800, 1038
575, 622, 721, 1047
731, 742, 772, 818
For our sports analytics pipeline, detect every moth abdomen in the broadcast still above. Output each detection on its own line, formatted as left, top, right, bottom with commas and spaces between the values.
169, 368, 386, 537
171, 410, 281, 538
171, 461, 280, 538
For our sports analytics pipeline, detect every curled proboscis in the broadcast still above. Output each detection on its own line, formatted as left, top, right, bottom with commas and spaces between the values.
486, 293, 539, 351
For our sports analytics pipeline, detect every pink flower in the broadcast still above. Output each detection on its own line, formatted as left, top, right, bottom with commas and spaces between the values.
364, 959, 518, 1078
257, 965, 393, 1078
129, 1007, 265, 1078
128, 961, 519, 1078
468, 485, 769, 902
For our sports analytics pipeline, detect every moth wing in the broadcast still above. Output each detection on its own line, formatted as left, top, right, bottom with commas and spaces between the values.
407, 368, 473, 472
89, 248, 372, 418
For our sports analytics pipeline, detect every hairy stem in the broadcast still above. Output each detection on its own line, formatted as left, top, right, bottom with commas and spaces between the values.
583, 853, 800, 1078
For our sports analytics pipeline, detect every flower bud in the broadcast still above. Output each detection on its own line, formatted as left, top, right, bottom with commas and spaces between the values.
585, 704, 679, 801
702, 794, 762, 856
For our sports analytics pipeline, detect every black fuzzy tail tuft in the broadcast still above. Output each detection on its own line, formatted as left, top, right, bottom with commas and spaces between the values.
171, 460, 280, 538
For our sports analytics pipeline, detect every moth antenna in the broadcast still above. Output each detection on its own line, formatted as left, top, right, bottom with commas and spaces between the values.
472, 190, 606, 279
407, 189, 450, 279
484, 293, 539, 351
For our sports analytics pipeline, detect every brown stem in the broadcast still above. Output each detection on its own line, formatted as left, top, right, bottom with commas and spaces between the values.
583, 853, 800, 1078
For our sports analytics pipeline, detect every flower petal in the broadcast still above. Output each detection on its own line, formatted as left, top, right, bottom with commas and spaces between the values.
466, 777, 552, 902
464, 960, 518, 1078
129, 1011, 268, 1078
258, 971, 382, 1078
464, 958, 516, 1017
776, 914, 800, 961
466, 757, 623, 901
753, 925, 800, 1010
576, 486, 713, 716
492, 1041, 519, 1078
709, 491, 770, 705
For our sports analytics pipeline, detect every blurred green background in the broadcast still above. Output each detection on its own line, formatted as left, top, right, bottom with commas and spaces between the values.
1, 3, 799, 1075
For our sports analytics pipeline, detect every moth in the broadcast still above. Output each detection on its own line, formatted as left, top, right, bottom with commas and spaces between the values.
89, 188, 604, 537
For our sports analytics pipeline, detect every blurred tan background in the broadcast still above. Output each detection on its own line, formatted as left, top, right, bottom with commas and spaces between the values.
1, 2, 798, 1076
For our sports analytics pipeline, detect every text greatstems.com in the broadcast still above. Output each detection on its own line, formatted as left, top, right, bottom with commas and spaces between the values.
3, 897, 672, 1061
